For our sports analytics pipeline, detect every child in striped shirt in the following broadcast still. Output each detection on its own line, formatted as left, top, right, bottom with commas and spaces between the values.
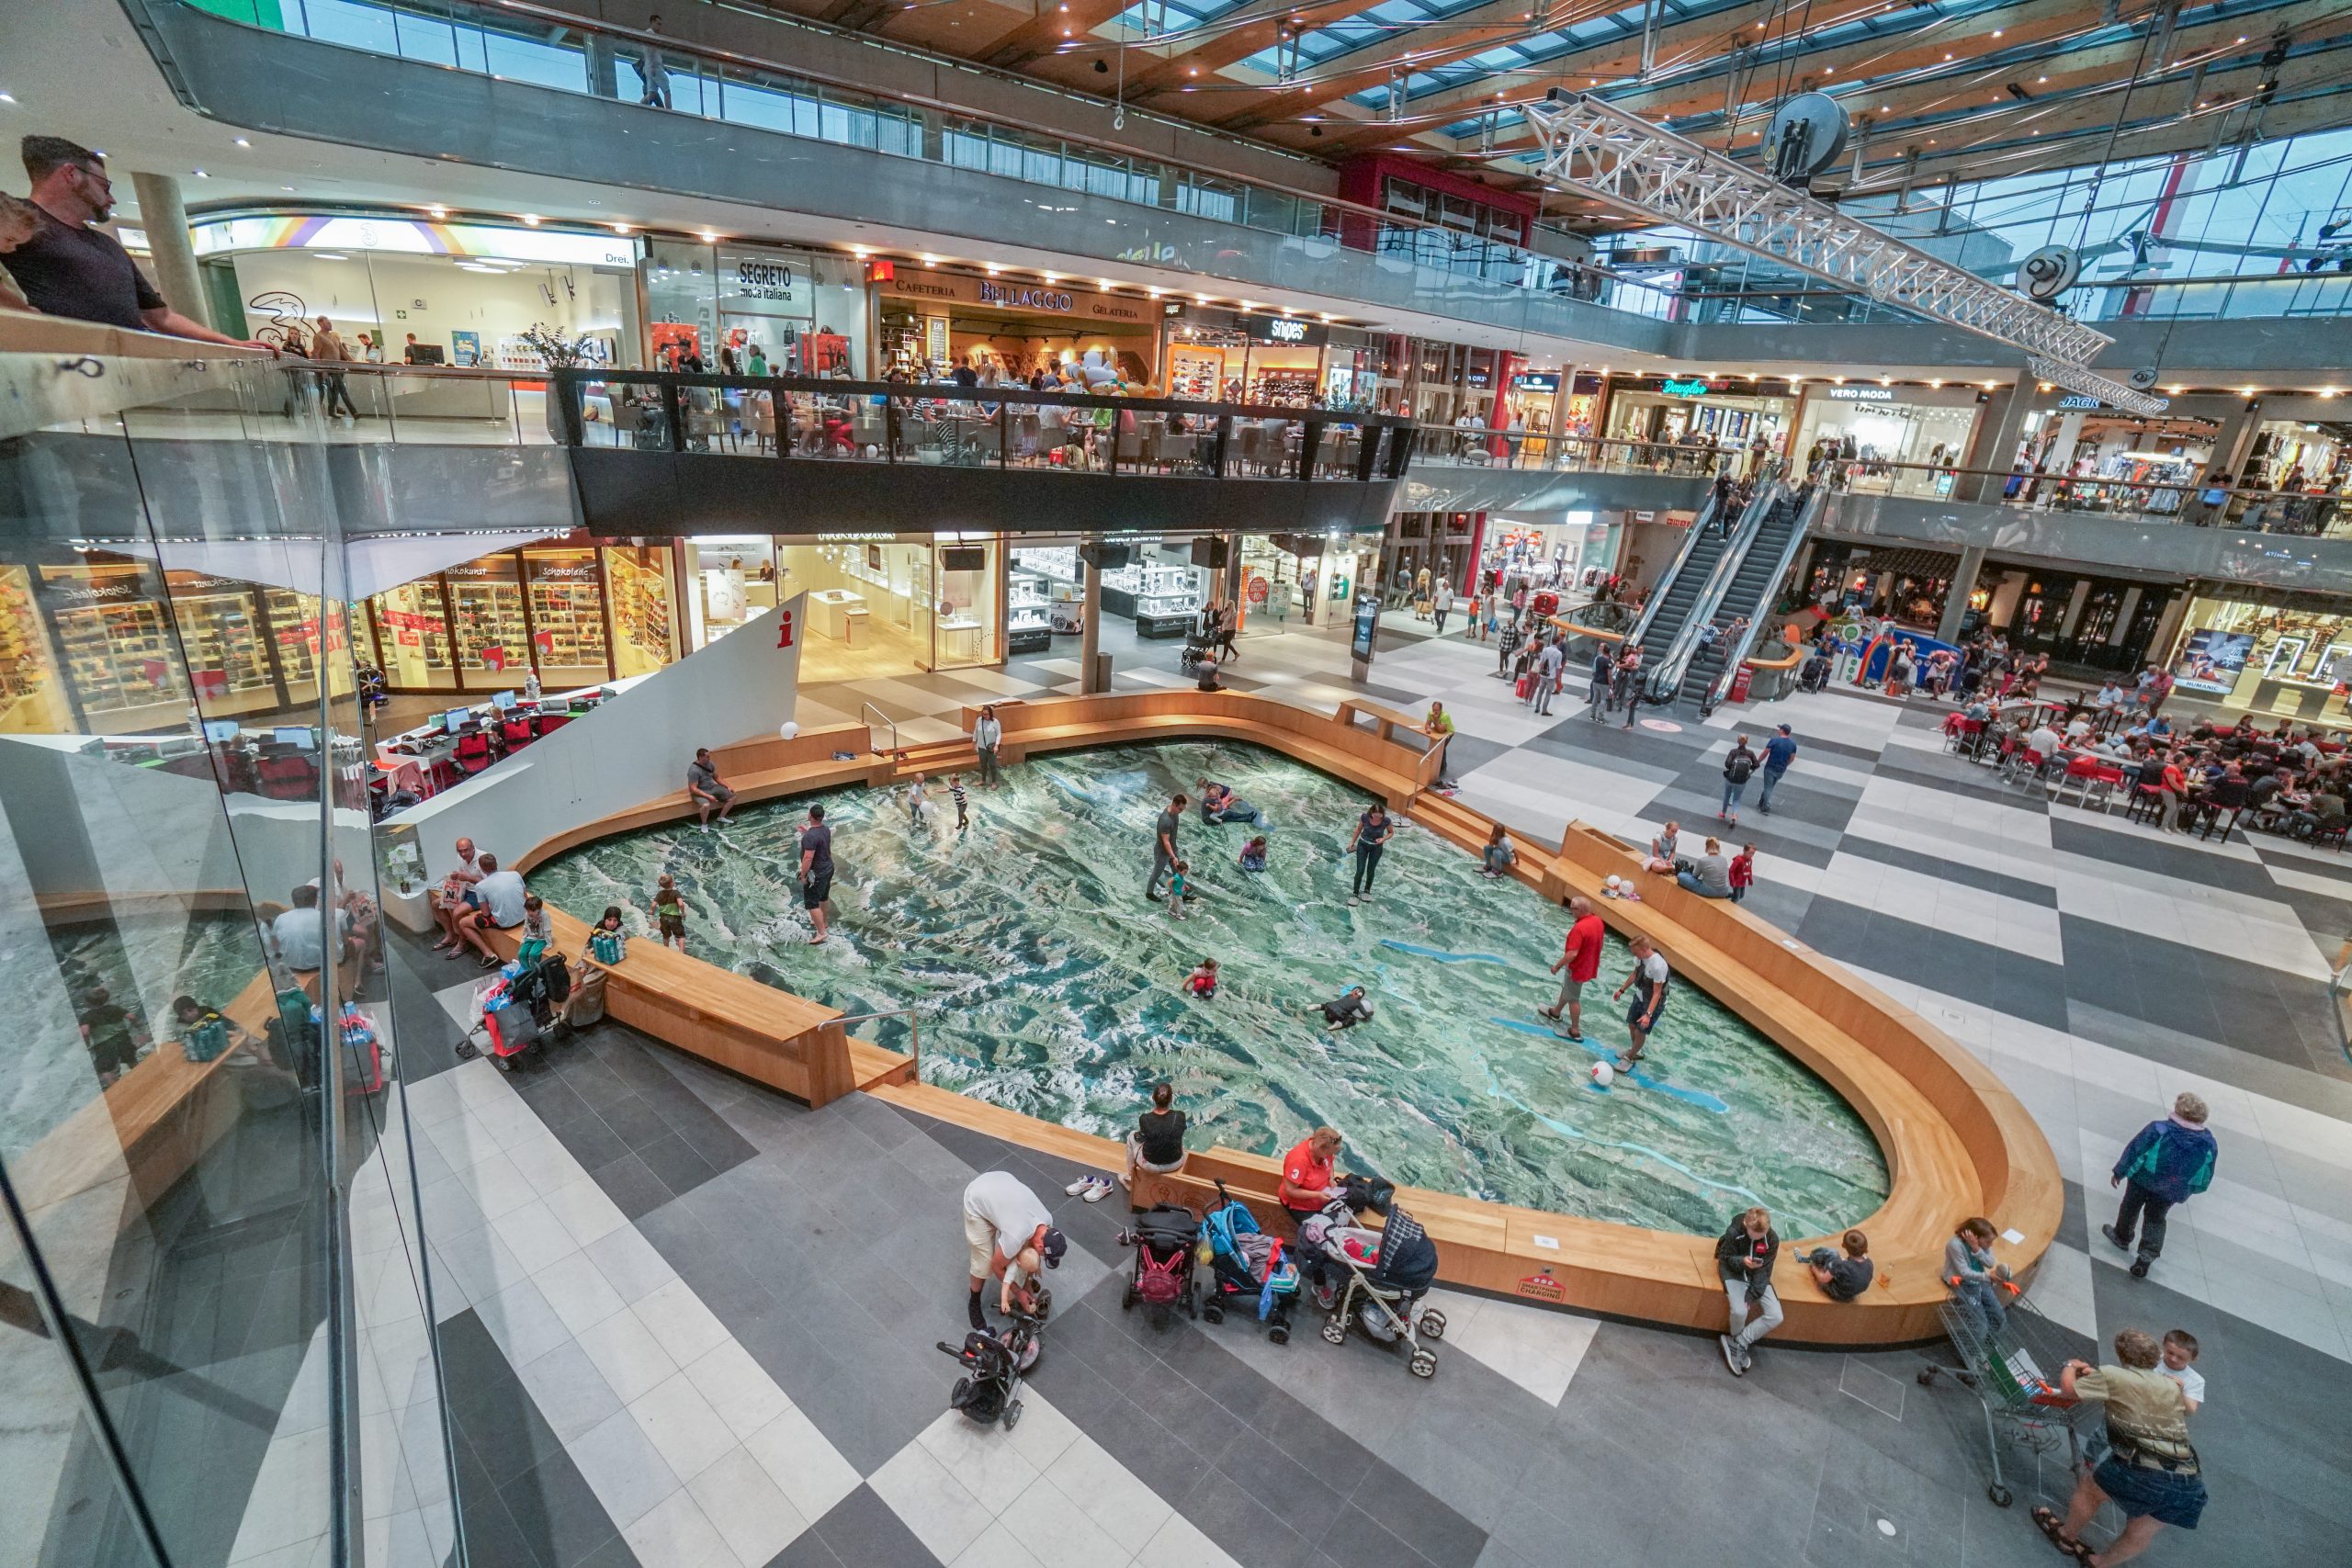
948, 774, 969, 833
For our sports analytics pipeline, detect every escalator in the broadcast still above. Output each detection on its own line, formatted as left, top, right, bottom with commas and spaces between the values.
1673, 482, 1826, 712
1622, 484, 1748, 662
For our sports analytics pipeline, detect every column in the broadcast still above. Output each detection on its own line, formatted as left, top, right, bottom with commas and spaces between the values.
1957, 385, 2031, 503
129, 172, 208, 330
1935, 546, 1984, 645
1080, 549, 1104, 694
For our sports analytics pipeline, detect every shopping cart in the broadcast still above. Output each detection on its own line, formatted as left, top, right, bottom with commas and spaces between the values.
1916, 1294, 2099, 1508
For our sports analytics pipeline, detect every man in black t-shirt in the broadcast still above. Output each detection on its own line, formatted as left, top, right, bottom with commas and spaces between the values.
797, 804, 834, 943
10, 137, 270, 348
1148, 793, 1185, 901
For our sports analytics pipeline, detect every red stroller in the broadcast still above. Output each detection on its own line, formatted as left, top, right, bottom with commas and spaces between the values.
1116, 1203, 1201, 1328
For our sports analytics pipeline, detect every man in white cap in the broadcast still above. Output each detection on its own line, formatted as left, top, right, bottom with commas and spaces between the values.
962, 1170, 1067, 1330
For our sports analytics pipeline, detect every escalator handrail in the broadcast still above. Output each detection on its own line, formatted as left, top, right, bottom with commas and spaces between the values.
1644, 476, 1784, 704
1623, 486, 1725, 652
1701, 482, 1826, 710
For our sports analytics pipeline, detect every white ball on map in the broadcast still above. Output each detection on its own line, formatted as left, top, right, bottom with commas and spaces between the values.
1604, 874, 1623, 893
1590, 1061, 1615, 1088
778, 721, 799, 740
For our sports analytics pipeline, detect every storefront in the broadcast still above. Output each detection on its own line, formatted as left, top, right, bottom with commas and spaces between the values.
876, 266, 1155, 387
1798, 543, 1969, 631
1, 555, 368, 736
645, 239, 867, 376
2007, 395, 2219, 514
2236, 403, 2351, 533
1981, 565, 2179, 675
363, 545, 679, 695
2164, 587, 2352, 724
194, 213, 641, 368
669, 533, 1003, 681
1161, 308, 1328, 406
1794, 383, 1985, 494
1603, 376, 1797, 470
1480, 512, 1620, 598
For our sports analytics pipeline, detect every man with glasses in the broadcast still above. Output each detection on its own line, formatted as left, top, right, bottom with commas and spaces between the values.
9, 136, 271, 349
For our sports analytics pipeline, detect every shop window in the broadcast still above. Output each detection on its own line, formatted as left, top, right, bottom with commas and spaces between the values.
165, 572, 277, 717
524, 548, 612, 688
933, 538, 999, 671
606, 547, 678, 678
0, 564, 71, 733
369, 580, 458, 691
39, 559, 183, 728
447, 555, 530, 684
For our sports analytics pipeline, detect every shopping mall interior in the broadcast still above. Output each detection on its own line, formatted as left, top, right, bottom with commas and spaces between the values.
5, 0, 2352, 1564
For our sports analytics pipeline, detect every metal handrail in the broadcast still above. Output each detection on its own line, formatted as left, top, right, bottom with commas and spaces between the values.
832, 1006, 923, 1071
1701, 484, 1825, 713
860, 702, 897, 756
1645, 478, 1782, 705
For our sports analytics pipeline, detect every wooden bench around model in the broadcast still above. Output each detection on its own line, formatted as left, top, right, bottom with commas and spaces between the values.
477, 906, 900, 1107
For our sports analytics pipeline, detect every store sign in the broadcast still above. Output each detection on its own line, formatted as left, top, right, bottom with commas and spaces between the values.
888, 269, 1153, 326
1826, 387, 1897, 401
1660, 377, 1721, 397
1512, 373, 1560, 392
729, 256, 796, 305
978, 280, 1077, 313
2055, 392, 2171, 412
1242, 313, 1329, 348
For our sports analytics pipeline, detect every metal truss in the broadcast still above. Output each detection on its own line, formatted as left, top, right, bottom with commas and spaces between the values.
1520, 96, 2170, 418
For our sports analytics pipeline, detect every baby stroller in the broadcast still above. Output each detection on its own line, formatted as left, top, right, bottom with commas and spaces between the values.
1117, 1204, 1200, 1328
1307, 1177, 1445, 1377
935, 1286, 1049, 1429
469, 946, 572, 1072
1200, 1180, 1300, 1342
1798, 652, 1832, 694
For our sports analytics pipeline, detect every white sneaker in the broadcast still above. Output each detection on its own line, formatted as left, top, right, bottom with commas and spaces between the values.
1081, 1176, 1113, 1203
1064, 1176, 1092, 1196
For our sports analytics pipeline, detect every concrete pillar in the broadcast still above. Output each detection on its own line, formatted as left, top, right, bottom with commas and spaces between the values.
1080, 551, 1105, 693
2211, 400, 2266, 480
130, 172, 208, 329
920, 109, 945, 164
585, 32, 620, 97
1958, 386, 2031, 503
1936, 546, 1984, 645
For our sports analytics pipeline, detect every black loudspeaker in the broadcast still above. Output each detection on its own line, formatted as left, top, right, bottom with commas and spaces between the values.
1083, 539, 1134, 571
1189, 537, 1229, 569
941, 546, 986, 572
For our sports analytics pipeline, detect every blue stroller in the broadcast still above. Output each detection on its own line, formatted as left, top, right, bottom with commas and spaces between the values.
1199, 1180, 1300, 1343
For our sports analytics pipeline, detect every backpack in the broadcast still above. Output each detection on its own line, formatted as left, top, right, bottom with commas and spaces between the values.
1724, 749, 1757, 784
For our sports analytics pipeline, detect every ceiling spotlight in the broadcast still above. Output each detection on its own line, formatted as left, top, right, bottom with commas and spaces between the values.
1043, 271, 1059, 282
701, 230, 718, 242
521, 214, 541, 226
1991, 28, 2003, 36
612, 221, 632, 233
0, 91, 16, 105
233, 137, 251, 148
1195, 293, 1210, 303
1099, 278, 1114, 288
429, 205, 449, 219
986, 265, 1001, 275
191, 168, 209, 178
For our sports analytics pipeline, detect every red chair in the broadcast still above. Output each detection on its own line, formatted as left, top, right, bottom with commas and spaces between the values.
501, 716, 536, 750
254, 753, 320, 801
536, 713, 571, 735
453, 730, 493, 776
2052, 754, 2102, 805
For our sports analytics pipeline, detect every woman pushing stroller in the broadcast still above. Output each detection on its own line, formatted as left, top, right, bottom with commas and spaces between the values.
1305, 1174, 1447, 1377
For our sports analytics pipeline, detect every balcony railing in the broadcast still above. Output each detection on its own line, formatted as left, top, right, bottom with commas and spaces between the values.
550, 368, 1418, 482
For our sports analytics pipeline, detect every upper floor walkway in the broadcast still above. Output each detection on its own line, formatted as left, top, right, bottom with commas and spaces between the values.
120, 0, 2351, 374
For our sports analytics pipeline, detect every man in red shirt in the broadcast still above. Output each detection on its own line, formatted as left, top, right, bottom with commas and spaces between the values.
1540, 896, 1606, 1043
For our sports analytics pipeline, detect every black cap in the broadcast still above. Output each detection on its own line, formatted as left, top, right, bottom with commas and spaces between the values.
1040, 1228, 1068, 1268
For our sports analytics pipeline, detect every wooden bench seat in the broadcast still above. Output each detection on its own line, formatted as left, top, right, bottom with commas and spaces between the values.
482, 908, 859, 1106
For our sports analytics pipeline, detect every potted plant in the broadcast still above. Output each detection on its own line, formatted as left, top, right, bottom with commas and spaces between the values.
514, 323, 597, 443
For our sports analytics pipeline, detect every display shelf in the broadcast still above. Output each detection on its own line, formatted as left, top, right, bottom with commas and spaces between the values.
52, 588, 179, 718
451, 581, 528, 677
0, 566, 65, 732
527, 577, 611, 679
1008, 572, 1052, 651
